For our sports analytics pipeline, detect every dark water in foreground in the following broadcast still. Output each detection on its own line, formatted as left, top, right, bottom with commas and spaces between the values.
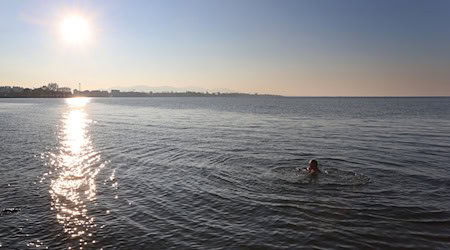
1, 97, 449, 249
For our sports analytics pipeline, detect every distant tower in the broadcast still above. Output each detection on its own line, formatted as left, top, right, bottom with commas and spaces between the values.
79, 83, 81, 92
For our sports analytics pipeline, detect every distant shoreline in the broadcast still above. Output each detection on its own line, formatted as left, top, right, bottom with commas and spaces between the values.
0, 92, 282, 98
0, 85, 281, 98
1, 95, 449, 99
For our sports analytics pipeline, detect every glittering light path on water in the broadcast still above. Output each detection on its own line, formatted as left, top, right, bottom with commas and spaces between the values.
48, 98, 103, 248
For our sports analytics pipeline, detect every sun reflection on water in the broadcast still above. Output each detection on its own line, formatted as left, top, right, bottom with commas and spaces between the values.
66, 97, 91, 108
48, 97, 103, 247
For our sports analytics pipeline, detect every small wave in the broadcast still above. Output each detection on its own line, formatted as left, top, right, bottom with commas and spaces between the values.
269, 166, 371, 186
0, 207, 21, 216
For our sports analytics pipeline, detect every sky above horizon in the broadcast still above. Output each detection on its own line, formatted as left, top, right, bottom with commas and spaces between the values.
1, 0, 449, 96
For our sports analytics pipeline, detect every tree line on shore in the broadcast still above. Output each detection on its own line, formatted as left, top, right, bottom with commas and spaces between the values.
0, 86, 72, 98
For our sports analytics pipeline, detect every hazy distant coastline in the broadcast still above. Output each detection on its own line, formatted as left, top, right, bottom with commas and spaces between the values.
0, 85, 279, 98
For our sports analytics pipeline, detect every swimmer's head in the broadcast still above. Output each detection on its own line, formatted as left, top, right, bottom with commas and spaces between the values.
309, 159, 318, 168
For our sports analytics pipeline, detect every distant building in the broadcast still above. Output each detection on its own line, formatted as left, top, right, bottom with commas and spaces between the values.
0, 86, 13, 94
57, 87, 72, 93
0, 86, 24, 97
89, 90, 110, 97
12, 87, 23, 93
47, 83, 59, 91
111, 89, 120, 97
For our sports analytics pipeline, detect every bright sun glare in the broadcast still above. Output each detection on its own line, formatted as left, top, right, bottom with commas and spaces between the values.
66, 97, 90, 107
60, 15, 91, 45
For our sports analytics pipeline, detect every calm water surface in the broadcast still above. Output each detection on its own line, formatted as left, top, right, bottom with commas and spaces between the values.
1, 97, 449, 249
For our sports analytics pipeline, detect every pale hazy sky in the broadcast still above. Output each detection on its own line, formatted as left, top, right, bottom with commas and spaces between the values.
1, 0, 449, 96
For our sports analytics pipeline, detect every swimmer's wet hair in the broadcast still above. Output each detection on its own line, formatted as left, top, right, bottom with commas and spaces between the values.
309, 159, 318, 165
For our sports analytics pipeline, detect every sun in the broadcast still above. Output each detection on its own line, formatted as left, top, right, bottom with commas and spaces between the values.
60, 15, 92, 45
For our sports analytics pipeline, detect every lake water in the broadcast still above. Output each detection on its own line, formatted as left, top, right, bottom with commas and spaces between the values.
1, 97, 449, 249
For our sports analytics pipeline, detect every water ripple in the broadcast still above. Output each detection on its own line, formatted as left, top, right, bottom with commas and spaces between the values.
1, 97, 450, 249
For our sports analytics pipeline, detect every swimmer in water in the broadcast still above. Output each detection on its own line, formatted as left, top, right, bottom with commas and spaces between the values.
297, 159, 321, 183
297, 159, 321, 174
306, 159, 321, 175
